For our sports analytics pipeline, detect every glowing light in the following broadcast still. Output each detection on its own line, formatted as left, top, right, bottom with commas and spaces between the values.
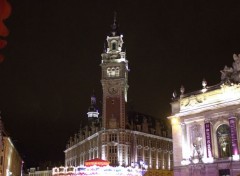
181, 159, 190, 165
233, 154, 240, 161
202, 157, 213, 163
192, 158, 199, 164
6, 169, 12, 176
201, 88, 207, 93
115, 58, 126, 63
171, 117, 179, 125
182, 142, 191, 159
53, 165, 142, 176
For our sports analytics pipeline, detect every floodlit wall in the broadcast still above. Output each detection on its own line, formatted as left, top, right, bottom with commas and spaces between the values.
0, 137, 22, 176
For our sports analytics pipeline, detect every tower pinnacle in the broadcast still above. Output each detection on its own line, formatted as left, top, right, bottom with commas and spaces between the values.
110, 11, 120, 36
87, 93, 99, 119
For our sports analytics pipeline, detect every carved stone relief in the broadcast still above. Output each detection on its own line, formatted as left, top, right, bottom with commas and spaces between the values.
181, 95, 205, 107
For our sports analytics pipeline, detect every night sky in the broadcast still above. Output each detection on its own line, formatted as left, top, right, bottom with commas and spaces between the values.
1, 0, 240, 168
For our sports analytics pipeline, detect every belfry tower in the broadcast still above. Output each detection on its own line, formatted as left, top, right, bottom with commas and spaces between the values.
64, 15, 172, 169
100, 15, 129, 130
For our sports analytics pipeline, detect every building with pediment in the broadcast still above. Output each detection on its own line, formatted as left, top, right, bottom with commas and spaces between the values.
168, 54, 240, 176
64, 17, 173, 170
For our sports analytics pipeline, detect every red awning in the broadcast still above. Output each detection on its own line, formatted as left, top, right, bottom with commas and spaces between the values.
84, 158, 110, 167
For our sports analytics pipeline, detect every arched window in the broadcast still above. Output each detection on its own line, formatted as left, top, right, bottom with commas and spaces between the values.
107, 67, 111, 77
111, 67, 115, 76
217, 124, 231, 158
107, 67, 119, 77
115, 67, 120, 76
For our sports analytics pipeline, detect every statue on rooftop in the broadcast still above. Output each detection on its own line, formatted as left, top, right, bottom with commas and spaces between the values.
221, 54, 240, 83
221, 66, 233, 83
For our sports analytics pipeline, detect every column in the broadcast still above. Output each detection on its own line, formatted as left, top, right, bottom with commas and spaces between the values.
156, 146, 159, 169
171, 116, 183, 167
134, 134, 137, 163
149, 144, 152, 168
180, 122, 190, 165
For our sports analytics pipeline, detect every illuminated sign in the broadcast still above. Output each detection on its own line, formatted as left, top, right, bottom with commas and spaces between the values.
53, 165, 144, 176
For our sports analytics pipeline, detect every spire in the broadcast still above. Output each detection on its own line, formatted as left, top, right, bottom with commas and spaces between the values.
90, 90, 96, 106
110, 11, 120, 37
112, 11, 117, 30
87, 92, 99, 119
113, 11, 117, 25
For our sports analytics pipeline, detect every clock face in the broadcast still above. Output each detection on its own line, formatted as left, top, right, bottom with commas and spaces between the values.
108, 86, 118, 94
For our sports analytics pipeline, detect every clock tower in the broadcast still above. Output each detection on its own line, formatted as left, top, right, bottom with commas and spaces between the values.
100, 17, 129, 130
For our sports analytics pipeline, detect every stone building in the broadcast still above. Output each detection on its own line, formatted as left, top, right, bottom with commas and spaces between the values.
0, 116, 23, 176
168, 54, 240, 176
28, 167, 52, 176
64, 17, 173, 170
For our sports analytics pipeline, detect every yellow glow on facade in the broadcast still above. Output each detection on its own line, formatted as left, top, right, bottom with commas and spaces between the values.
1, 137, 22, 176
171, 117, 179, 125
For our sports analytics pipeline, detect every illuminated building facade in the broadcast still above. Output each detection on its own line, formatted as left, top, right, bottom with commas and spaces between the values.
64, 18, 173, 170
168, 54, 240, 176
28, 168, 52, 176
0, 117, 23, 176
52, 165, 143, 176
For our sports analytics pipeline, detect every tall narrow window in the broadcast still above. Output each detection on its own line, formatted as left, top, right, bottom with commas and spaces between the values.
112, 42, 116, 50
109, 134, 117, 142
109, 146, 117, 154
217, 124, 231, 158
115, 67, 120, 76
111, 67, 116, 77
107, 68, 111, 77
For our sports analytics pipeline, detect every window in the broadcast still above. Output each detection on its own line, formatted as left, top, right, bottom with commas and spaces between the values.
109, 134, 117, 142
128, 147, 130, 155
144, 150, 149, 158
109, 156, 118, 165
109, 146, 117, 154
144, 139, 148, 146
112, 42, 116, 50
115, 67, 120, 76
125, 134, 130, 142
150, 141, 155, 148
137, 138, 141, 145
111, 68, 115, 76
107, 67, 120, 77
107, 68, 111, 77
217, 124, 231, 158
137, 149, 142, 156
